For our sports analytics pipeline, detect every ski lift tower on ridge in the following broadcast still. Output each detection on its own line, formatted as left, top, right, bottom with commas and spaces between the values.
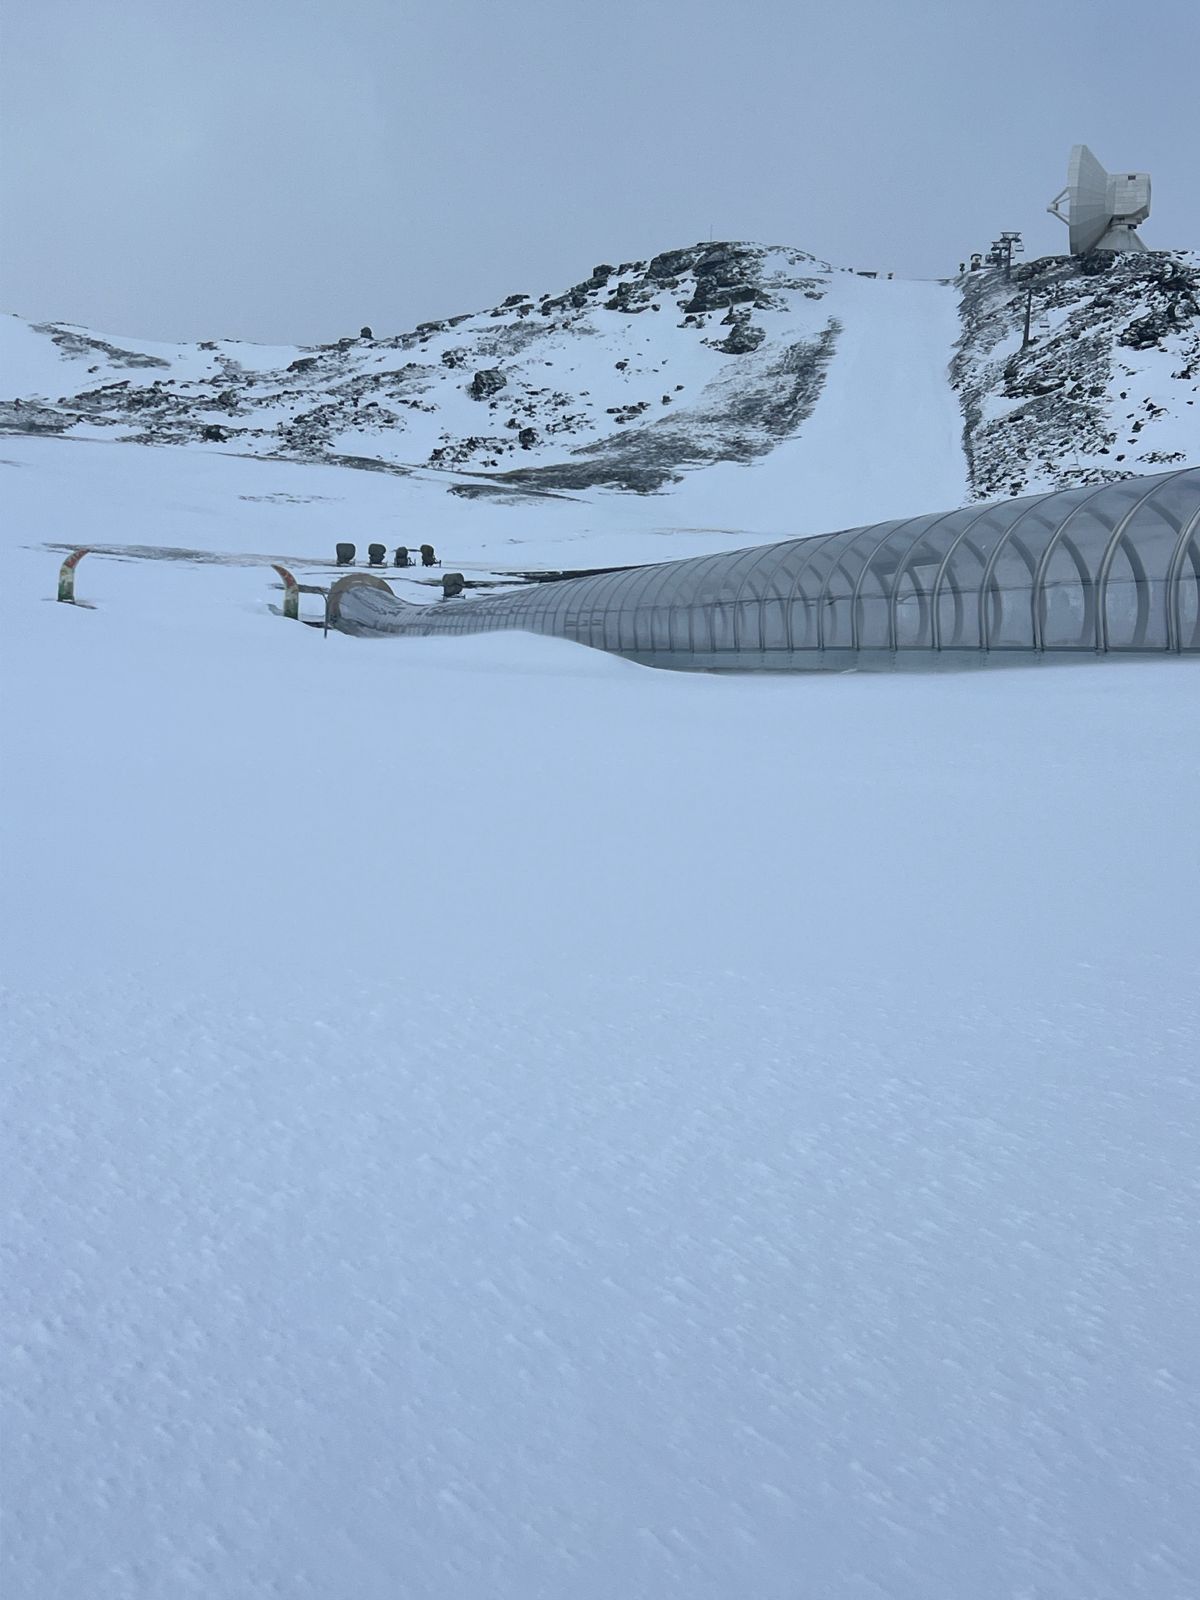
1048, 144, 1151, 254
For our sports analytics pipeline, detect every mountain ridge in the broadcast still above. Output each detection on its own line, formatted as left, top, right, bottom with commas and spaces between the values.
3, 241, 1197, 514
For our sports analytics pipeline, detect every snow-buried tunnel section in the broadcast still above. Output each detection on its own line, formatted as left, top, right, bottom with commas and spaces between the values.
333, 469, 1200, 671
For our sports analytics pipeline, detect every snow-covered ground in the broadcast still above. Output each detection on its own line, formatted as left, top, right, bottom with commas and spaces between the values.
3, 437, 1199, 1599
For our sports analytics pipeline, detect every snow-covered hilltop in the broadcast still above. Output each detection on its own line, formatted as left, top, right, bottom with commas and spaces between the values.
2, 242, 1197, 516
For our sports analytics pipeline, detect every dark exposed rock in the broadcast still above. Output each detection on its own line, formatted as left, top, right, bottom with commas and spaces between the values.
647, 247, 701, 282
469, 368, 507, 401
605, 282, 646, 312
0, 399, 71, 434
712, 312, 766, 354
1076, 251, 1117, 277
952, 251, 1200, 500
33, 324, 172, 370
487, 321, 839, 493
680, 243, 765, 314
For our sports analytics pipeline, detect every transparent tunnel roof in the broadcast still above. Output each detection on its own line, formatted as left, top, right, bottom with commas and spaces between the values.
333, 468, 1200, 670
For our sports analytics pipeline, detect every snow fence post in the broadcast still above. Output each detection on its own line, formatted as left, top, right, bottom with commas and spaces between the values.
272, 564, 300, 621
57, 548, 89, 603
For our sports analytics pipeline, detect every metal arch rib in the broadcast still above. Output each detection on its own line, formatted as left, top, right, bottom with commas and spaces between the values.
769, 529, 840, 651
1029, 479, 1113, 650
727, 534, 814, 652
1165, 497, 1200, 652
1095, 470, 1192, 652
882, 508, 968, 650
815, 522, 890, 651
977, 492, 1063, 650
670, 550, 740, 654
928, 501, 1010, 650
847, 515, 926, 651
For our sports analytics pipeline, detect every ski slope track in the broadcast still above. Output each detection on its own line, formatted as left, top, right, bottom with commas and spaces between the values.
3, 241, 1197, 535
2, 244, 1200, 1600
782, 276, 968, 521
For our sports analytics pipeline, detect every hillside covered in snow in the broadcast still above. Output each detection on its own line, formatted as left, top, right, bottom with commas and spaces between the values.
4, 420, 1199, 1600
3, 201, 1200, 1599
3, 243, 1197, 534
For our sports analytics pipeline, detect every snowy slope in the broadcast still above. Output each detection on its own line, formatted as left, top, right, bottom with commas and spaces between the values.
4, 242, 1197, 542
954, 251, 1200, 499
760, 274, 967, 527
3, 438, 1200, 1600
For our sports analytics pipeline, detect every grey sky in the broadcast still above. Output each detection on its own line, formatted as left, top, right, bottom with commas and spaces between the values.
2, 0, 1197, 344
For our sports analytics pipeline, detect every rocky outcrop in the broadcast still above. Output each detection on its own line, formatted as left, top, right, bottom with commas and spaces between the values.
31, 323, 170, 371
711, 311, 766, 354
11, 237, 1193, 503
468, 368, 507, 401
491, 321, 839, 493
952, 252, 1200, 499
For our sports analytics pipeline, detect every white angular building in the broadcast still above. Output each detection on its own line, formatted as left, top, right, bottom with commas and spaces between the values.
1048, 145, 1151, 254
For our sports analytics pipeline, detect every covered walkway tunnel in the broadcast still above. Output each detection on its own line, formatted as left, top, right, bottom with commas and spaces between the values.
332, 469, 1200, 670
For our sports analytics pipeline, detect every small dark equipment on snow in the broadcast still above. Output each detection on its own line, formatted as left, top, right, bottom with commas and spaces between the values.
367, 543, 387, 567
442, 572, 465, 599
394, 546, 410, 567
335, 542, 356, 566
420, 543, 437, 567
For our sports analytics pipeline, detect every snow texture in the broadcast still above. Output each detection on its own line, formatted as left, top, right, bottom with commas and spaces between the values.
3, 401, 1199, 1597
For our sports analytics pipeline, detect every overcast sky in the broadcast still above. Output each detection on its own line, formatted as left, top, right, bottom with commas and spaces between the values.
2, 0, 1197, 345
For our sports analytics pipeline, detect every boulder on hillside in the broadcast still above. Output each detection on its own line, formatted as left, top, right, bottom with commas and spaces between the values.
469, 368, 507, 401
713, 313, 766, 355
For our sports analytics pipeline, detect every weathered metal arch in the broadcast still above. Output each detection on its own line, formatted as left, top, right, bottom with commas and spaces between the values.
272, 564, 300, 621
57, 548, 90, 603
